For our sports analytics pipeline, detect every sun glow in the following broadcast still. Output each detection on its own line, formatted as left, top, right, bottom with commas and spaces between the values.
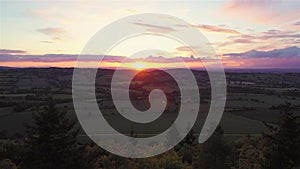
131, 62, 149, 70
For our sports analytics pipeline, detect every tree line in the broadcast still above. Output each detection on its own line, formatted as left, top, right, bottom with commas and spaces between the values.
0, 100, 299, 169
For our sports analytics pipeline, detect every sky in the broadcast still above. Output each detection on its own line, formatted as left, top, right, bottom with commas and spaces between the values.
0, 0, 299, 69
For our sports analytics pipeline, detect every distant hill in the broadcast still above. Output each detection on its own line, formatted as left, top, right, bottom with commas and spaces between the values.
0, 66, 300, 73
223, 68, 300, 73
0, 66, 14, 69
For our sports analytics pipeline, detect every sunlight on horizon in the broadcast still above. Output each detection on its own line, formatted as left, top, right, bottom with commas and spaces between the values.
131, 62, 148, 70
1, 1, 299, 69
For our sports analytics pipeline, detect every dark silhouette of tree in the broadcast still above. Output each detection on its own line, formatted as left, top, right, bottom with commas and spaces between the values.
262, 102, 300, 169
97, 149, 191, 169
0, 159, 17, 169
177, 129, 197, 164
0, 140, 26, 167
23, 98, 90, 169
193, 126, 231, 169
180, 129, 197, 146
236, 135, 263, 169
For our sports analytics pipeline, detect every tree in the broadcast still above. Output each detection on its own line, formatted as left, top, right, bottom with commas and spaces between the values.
177, 129, 197, 164
193, 126, 231, 169
0, 140, 26, 166
0, 159, 17, 169
237, 136, 263, 169
97, 149, 192, 169
156, 149, 192, 169
23, 98, 90, 169
262, 102, 300, 169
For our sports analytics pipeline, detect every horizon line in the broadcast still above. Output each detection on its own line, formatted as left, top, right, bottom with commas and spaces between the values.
1, 66, 300, 72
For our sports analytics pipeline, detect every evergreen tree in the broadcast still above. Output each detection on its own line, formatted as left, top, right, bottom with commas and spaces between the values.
177, 129, 197, 164
193, 126, 231, 169
262, 102, 300, 169
23, 98, 90, 169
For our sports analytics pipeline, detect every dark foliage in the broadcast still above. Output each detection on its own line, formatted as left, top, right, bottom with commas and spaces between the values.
262, 102, 300, 169
22, 98, 91, 169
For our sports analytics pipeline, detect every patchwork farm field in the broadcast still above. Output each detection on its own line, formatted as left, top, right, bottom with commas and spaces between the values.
0, 68, 299, 140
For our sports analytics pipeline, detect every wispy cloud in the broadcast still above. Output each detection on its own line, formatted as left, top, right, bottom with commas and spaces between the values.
0, 54, 124, 63
0, 54, 199, 63
293, 21, 300, 26
37, 27, 66, 41
175, 24, 241, 34
40, 40, 53, 44
0, 49, 27, 55
215, 29, 299, 50
259, 30, 299, 39
232, 38, 253, 44
37, 27, 65, 35
174, 45, 216, 57
131, 21, 241, 35
131, 22, 176, 33
191, 24, 240, 34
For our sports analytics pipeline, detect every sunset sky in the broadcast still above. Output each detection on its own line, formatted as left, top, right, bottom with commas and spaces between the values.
0, 0, 299, 69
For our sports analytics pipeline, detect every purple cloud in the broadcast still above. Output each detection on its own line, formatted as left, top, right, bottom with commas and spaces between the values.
176, 24, 241, 34
0, 54, 126, 63
223, 46, 300, 59
0, 49, 27, 55
293, 21, 300, 26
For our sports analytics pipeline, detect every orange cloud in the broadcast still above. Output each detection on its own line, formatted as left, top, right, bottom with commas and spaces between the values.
190, 24, 241, 34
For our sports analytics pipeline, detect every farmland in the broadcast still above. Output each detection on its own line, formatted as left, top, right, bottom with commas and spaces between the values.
0, 68, 299, 140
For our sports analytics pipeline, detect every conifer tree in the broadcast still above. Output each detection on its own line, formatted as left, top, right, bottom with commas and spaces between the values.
262, 102, 300, 169
193, 126, 231, 169
23, 98, 90, 169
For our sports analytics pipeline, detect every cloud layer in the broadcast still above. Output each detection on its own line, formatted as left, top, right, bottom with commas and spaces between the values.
223, 46, 300, 59
1, 46, 299, 69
